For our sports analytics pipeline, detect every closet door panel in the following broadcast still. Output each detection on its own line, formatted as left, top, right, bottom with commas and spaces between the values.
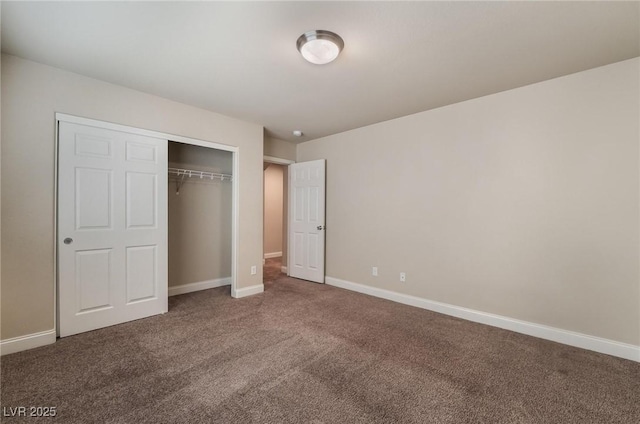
126, 140, 158, 163
75, 248, 113, 313
75, 168, 113, 230
126, 245, 157, 303
126, 172, 157, 229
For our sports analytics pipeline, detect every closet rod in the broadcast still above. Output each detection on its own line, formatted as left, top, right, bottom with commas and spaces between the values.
168, 167, 232, 182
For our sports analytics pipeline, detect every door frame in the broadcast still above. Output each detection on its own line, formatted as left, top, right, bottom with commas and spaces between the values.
263, 155, 295, 166
55, 113, 240, 336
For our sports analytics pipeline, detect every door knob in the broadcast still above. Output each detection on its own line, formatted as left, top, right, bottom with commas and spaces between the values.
64, 238, 73, 245
317, 226, 325, 230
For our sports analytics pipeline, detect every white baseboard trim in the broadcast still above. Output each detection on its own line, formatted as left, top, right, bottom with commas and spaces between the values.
1, 329, 57, 356
264, 251, 283, 259
168, 277, 231, 297
325, 276, 640, 362
232, 284, 264, 298
281, 266, 288, 274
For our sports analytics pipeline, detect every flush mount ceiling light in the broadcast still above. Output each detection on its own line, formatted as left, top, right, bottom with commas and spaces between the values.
296, 30, 344, 65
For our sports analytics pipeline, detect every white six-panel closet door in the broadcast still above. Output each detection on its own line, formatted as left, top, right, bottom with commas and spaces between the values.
58, 121, 168, 337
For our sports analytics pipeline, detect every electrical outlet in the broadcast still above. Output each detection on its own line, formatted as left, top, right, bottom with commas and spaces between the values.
400, 272, 406, 282
372, 267, 378, 276
251, 265, 257, 275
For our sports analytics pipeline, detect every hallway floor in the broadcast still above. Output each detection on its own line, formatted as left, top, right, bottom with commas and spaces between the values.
263, 257, 284, 284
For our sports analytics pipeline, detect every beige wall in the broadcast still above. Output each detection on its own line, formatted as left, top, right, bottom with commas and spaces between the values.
169, 143, 232, 287
264, 136, 296, 161
1, 54, 264, 340
263, 164, 284, 256
298, 58, 640, 345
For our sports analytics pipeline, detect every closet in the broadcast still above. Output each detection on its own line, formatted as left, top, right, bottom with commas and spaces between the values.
168, 142, 233, 295
57, 115, 238, 337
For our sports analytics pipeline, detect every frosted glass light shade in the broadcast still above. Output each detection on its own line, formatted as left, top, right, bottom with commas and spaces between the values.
297, 30, 344, 65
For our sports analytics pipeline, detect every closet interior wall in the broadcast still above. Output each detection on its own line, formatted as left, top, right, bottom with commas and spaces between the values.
168, 142, 232, 290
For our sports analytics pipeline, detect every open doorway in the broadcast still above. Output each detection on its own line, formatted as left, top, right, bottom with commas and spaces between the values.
263, 156, 294, 285
261, 157, 326, 286
263, 162, 286, 283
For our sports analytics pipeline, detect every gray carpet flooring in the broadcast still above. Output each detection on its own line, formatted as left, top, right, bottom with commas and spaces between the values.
1, 264, 639, 423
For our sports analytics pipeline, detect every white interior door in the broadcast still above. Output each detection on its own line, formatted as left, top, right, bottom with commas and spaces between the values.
288, 159, 325, 283
58, 121, 168, 337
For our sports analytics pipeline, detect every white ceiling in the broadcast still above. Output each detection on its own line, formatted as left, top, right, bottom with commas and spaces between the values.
2, 2, 638, 143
